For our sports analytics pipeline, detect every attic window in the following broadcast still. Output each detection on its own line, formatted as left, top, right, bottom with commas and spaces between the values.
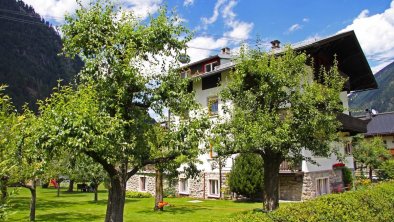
205, 62, 218, 73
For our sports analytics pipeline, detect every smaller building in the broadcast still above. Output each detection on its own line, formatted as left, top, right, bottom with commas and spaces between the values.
363, 111, 394, 155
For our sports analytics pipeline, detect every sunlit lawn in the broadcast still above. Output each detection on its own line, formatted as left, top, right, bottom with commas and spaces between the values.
8, 187, 263, 221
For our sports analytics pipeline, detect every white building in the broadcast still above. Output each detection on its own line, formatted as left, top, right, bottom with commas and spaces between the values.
126, 30, 377, 201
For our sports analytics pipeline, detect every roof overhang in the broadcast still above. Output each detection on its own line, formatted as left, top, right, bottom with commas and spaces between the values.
293, 31, 377, 91
337, 113, 368, 134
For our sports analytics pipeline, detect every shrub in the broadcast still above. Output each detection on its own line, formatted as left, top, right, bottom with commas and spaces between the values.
164, 186, 176, 198
125, 191, 152, 198
228, 153, 263, 199
225, 181, 394, 222
342, 166, 353, 189
378, 159, 394, 180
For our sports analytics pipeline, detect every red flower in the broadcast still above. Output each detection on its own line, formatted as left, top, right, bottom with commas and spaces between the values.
333, 163, 345, 168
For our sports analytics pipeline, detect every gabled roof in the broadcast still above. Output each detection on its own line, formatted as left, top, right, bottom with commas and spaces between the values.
185, 31, 377, 92
364, 112, 394, 136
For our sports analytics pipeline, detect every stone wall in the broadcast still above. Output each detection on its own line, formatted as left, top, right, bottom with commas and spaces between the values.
301, 169, 344, 200
126, 172, 156, 196
279, 174, 303, 201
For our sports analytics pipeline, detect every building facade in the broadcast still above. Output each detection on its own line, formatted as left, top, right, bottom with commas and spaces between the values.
126, 30, 377, 201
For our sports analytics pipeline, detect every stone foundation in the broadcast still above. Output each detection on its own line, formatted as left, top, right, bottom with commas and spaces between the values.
301, 169, 344, 200
126, 169, 344, 201
279, 174, 303, 201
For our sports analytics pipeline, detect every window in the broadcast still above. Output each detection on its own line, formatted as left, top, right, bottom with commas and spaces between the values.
140, 177, 146, 192
179, 178, 189, 194
204, 62, 218, 73
344, 142, 352, 155
316, 178, 329, 196
202, 73, 221, 90
209, 179, 219, 196
207, 96, 219, 116
180, 71, 187, 79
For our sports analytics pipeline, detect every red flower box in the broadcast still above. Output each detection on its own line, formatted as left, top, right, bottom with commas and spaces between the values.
332, 162, 345, 168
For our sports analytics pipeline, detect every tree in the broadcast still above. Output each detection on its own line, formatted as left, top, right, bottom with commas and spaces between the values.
353, 137, 391, 181
39, 1, 207, 221
212, 47, 345, 211
228, 153, 263, 199
146, 124, 206, 211
378, 159, 394, 180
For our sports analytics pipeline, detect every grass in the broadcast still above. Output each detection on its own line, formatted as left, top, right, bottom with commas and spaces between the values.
8, 187, 263, 221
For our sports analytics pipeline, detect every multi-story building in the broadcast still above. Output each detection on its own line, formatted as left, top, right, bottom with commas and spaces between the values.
126, 30, 377, 201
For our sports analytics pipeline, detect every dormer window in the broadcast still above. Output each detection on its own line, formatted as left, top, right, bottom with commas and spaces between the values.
205, 62, 218, 73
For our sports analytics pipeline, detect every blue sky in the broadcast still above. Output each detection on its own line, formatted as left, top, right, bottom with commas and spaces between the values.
24, 0, 394, 73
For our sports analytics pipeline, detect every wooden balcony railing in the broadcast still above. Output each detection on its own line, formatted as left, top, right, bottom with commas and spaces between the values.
279, 160, 302, 172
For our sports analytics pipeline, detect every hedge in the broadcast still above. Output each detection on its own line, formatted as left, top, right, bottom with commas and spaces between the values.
125, 191, 152, 198
224, 181, 394, 222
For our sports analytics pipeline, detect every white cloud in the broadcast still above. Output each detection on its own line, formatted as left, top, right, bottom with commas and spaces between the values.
371, 61, 392, 74
338, 1, 394, 68
22, 0, 162, 23
224, 20, 254, 40
288, 23, 302, 33
303, 18, 309, 22
189, 0, 254, 62
183, 0, 194, 7
187, 36, 229, 62
201, 0, 226, 27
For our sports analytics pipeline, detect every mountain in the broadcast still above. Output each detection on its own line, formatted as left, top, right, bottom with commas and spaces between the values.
0, 0, 82, 111
349, 61, 394, 115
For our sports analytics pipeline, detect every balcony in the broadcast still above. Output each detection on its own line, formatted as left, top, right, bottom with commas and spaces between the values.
279, 160, 302, 173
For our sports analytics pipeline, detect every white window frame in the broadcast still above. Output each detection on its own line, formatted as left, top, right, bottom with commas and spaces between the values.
139, 176, 147, 192
208, 179, 219, 197
344, 142, 352, 155
204, 62, 218, 73
179, 178, 189, 194
315, 177, 330, 196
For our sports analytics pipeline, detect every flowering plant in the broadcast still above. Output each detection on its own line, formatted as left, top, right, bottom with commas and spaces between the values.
332, 162, 345, 168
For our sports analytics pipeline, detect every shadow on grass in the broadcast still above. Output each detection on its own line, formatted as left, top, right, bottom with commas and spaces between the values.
136, 205, 209, 215
36, 212, 102, 222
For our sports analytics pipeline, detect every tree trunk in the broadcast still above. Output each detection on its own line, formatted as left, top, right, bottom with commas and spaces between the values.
57, 184, 60, 197
105, 175, 126, 222
29, 180, 37, 222
219, 158, 223, 199
68, 180, 74, 192
262, 152, 282, 212
369, 167, 373, 182
154, 169, 164, 211
94, 184, 99, 202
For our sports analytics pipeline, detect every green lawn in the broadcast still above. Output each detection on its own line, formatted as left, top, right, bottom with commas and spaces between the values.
8, 187, 262, 221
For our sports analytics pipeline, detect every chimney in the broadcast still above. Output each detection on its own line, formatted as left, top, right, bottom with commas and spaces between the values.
270, 40, 281, 49
221, 47, 230, 54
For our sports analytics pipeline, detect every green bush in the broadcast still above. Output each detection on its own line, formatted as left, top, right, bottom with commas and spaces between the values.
378, 159, 394, 180
342, 166, 353, 189
125, 191, 152, 198
164, 186, 176, 198
228, 153, 263, 199
225, 181, 394, 222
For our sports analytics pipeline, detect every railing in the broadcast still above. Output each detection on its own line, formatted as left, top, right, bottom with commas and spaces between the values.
279, 160, 302, 172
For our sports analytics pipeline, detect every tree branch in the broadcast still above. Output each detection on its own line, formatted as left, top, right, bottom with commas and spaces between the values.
84, 150, 118, 176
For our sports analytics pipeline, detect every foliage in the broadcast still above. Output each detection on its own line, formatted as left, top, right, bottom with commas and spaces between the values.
163, 186, 176, 198
0, 0, 82, 111
228, 154, 263, 199
349, 61, 394, 115
378, 159, 394, 180
224, 181, 394, 222
341, 167, 353, 188
353, 137, 391, 179
43, 1, 208, 220
125, 191, 152, 198
212, 46, 345, 210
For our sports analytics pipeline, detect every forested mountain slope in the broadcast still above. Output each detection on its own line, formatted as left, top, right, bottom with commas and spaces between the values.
0, 0, 82, 111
